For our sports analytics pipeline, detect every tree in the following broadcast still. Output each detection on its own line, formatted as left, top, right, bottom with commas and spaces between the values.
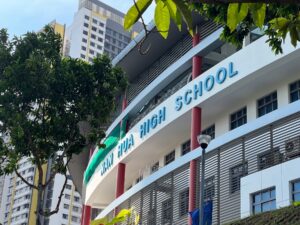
0, 26, 127, 224
124, 1, 300, 54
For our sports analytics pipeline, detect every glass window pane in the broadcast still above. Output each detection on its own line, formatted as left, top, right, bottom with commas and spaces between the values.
294, 193, 300, 202
254, 194, 261, 203
294, 181, 300, 191
270, 200, 276, 210
262, 191, 270, 201
253, 204, 261, 214
262, 202, 270, 212
271, 189, 276, 199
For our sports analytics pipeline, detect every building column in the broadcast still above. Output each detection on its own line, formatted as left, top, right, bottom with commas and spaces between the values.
188, 32, 202, 225
115, 92, 127, 215
82, 205, 91, 225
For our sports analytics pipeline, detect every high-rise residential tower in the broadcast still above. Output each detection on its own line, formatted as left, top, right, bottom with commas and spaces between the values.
64, 0, 142, 62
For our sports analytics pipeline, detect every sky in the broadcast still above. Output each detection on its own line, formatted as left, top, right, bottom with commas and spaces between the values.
0, 0, 154, 37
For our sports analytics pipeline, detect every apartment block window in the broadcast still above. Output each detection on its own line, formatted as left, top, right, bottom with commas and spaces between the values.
97, 45, 102, 50
230, 162, 248, 194
165, 150, 175, 165
82, 38, 87, 43
98, 37, 103, 42
230, 107, 247, 130
181, 140, 191, 156
99, 22, 104, 27
204, 176, 215, 200
151, 162, 159, 173
92, 18, 97, 24
63, 204, 69, 209
161, 199, 172, 224
258, 148, 282, 170
83, 30, 88, 35
202, 124, 215, 140
64, 194, 70, 200
84, 15, 89, 20
74, 196, 80, 202
92, 26, 97, 32
81, 46, 86, 51
80, 54, 85, 59
73, 206, 79, 212
62, 214, 68, 219
99, 30, 104, 35
91, 34, 96, 39
71, 216, 78, 222
292, 180, 300, 202
252, 188, 276, 214
83, 23, 89, 28
179, 189, 189, 217
290, 80, 300, 103
257, 91, 277, 117
90, 41, 95, 47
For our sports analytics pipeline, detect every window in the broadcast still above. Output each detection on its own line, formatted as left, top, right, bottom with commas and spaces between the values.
80, 54, 85, 59
82, 38, 87, 43
257, 91, 277, 117
136, 175, 143, 184
204, 176, 215, 200
92, 26, 97, 32
258, 148, 282, 170
99, 22, 104, 27
81, 46, 86, 51
202, 124, 215, 139
165, 150, 175, 165
71, 216, 78, 222
290, 80, 300, 103
292, 180, 300, 202
89, 49, 94, 55
64, 194, 70, 200
181, 140, 191, 155
97, 45, 102, 50
74, 196, 80, 202
90, 41, 95, 47
230, 107, 247, 130
92, 18, 97, 24
62, 214, 68, 219
161, 199, 172, 224
83, 30, 88, 35
179, 189, 189, 217
73, 206, 79, 212
83, 23, 89, 28
151, 162, 159, 173
99, 30, 104, 35
252, 188, 276, 214
91, 34, 96, 39
63, 204, 69, 209
98, 37, 103, 42
230, 162, 248, 194
84, 15, 89, 20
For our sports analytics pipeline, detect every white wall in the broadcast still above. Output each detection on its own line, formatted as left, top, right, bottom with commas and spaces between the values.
240, 157, 300, 218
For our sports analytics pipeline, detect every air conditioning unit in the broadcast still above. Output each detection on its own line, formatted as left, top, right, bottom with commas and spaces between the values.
285, 136, 300, 159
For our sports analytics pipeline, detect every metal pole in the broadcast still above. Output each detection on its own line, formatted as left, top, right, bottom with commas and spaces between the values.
200, 147, 206, 225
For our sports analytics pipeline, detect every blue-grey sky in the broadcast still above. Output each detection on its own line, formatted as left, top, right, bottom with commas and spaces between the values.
0, 0, 153, 37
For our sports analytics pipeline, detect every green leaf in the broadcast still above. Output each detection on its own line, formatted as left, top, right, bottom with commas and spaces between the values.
165, 0, 182, 31
155, 0, 171, 38
290, 25, 298, 47
172, 0, 193, 35
250, 3, 266, 28
269, 17, 290, 40
227, 3, 249, 32
124, 0, 153, 30
91, 217, 108, 225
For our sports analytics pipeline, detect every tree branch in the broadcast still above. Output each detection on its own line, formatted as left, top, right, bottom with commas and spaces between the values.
39, 172, 68, 217
15, 169, 38, 190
